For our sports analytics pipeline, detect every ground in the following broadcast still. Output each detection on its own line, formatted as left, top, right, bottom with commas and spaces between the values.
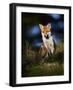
22, 41, 64, 77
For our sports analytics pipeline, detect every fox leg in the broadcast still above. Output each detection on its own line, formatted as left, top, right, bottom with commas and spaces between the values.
39, 44, 48, 59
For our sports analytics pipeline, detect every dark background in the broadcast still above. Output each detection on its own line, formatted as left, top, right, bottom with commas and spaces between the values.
22, 12, 64, 48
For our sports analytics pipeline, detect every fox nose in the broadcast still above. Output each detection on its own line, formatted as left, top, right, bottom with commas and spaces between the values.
46, 35, 49, 38
45, 34, 49, 39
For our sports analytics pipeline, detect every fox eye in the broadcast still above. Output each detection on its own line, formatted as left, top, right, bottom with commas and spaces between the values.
42, 30, 44, 33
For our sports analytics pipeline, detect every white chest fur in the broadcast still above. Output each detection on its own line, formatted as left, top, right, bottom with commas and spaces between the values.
42, 33, 54, 54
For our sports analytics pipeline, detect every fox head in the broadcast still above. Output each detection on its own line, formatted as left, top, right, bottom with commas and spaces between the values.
39, 23, 51, 39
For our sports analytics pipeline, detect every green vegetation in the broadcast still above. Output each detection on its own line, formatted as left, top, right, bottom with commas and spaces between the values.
22, 41, 64, 77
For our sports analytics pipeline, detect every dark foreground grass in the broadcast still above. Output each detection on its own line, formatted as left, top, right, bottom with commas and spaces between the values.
22, 62, 64, 77
22, 41, 64, 77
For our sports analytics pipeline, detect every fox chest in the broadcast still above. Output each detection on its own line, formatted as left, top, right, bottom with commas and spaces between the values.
42, 36, 54, 49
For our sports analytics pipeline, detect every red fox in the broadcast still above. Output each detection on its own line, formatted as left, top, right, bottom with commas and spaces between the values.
39, 23, 55, 58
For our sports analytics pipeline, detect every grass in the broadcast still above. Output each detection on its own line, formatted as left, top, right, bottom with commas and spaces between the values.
22, 41, 64, 77
22, 63, 64, 77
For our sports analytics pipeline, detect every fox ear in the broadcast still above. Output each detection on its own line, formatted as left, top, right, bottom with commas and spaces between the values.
47, 23, 51, 29
39, 24, 43, 30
